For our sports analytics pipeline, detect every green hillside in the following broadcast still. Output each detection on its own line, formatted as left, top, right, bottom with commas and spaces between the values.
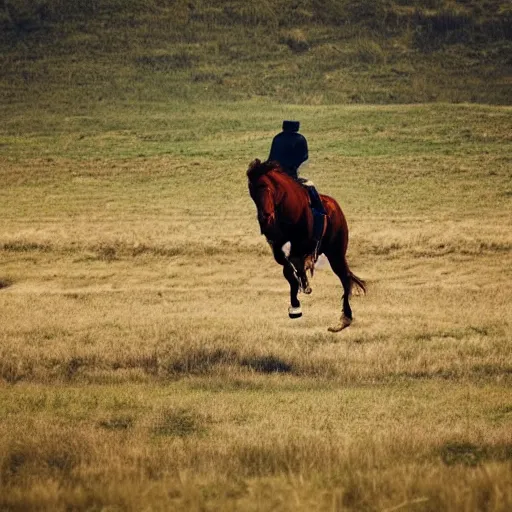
1, 0, 511, 106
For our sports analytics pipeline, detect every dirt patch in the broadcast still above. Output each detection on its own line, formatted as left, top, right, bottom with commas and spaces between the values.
0, 278, 13, 290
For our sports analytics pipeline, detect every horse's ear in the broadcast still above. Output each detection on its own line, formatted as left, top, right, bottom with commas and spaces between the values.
247, 158, 261, 178
248, 158, 261, 170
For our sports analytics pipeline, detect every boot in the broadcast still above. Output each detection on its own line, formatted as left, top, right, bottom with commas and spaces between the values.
312, 209, 325, 259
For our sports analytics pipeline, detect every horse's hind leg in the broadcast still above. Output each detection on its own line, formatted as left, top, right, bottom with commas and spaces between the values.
326, 251, 353, 332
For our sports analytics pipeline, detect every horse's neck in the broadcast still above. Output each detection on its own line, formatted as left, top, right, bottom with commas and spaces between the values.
275, 172, 305, 199
269, 172, 308, 221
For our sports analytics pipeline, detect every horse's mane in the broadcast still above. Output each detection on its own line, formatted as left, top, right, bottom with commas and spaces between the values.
247, 159, 286, 182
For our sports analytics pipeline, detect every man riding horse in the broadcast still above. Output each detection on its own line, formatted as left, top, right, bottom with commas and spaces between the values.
247, 154, 366, 331
268, 121, 326, 259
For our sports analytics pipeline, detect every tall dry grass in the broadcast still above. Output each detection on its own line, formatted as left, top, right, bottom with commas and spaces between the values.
0, 102, 511, 509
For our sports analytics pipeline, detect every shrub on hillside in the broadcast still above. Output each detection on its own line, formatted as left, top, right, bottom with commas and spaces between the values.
413, 4, 474, 50
344, 0, 394, 28
311, 0, 347, 25
1, 0, 49, 33
280, 28, 310, 53
1, 0, 159, 29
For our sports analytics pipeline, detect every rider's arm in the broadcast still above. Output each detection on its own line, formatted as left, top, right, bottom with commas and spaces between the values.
268, 134, 281, 161
301, 135, 309, 164
295, 134, 309, 169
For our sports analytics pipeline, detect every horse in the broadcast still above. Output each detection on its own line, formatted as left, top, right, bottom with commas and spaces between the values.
247, 158, 366, 332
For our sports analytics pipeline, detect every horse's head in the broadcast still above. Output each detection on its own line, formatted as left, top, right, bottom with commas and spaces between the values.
247, 159, 281, 239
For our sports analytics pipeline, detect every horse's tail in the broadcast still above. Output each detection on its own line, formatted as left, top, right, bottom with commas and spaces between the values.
349, 269, 367, 295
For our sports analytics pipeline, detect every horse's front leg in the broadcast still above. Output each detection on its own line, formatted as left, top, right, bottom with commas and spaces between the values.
270, 242, 302, 319
289, 255, 312, 295
283, 262, 302, 318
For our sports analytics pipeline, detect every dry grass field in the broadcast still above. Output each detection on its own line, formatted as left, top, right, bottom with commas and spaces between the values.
1, 102, 512, 510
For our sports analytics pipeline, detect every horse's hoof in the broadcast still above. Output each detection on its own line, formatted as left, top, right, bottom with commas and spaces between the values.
328, 316, 352, 332
288, 306, 302, 319
303, 286, 312, 295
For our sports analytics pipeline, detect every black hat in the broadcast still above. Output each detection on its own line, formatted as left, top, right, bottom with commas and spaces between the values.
282, 120, 300, 132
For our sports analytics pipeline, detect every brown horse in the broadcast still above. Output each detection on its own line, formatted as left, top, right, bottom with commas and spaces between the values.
247, 159, 366, 332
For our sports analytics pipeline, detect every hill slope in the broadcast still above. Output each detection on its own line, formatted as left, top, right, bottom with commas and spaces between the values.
0, 0, 511, 106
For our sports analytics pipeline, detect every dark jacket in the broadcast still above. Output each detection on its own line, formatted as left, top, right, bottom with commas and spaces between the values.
268, 131, 308, 179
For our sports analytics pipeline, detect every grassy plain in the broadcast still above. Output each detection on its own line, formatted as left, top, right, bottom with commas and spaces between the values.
1, 101, 511, 510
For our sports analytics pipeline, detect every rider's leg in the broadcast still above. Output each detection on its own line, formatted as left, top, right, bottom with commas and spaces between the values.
298, 178, 326, 247
298, 178, 326, 215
